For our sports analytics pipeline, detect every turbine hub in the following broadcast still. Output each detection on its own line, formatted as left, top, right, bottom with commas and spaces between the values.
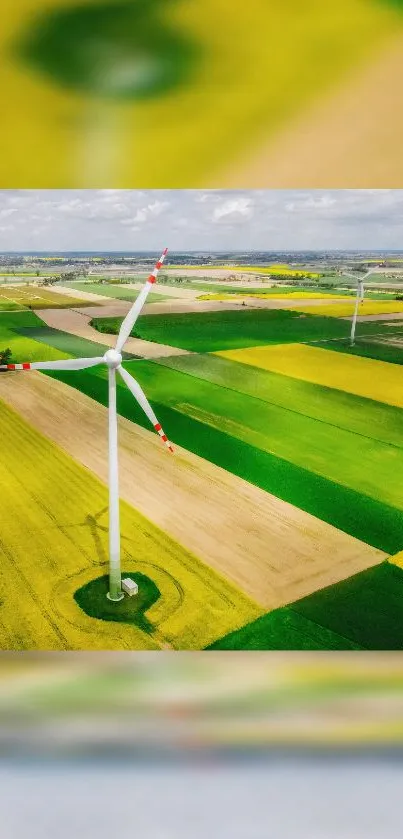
104, 349, 122, 369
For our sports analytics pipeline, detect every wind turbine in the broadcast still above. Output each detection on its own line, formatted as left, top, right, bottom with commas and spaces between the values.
0, 248, 172, 602
340, 268, 373, 346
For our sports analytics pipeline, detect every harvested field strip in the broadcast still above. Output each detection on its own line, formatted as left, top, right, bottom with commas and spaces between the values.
0, 374, 385, 614
217, 343, 403, 408
49, 359, 403, 512
209, 562, 403, 650
289, 301, 403, 317
0, 399, 257, 650
43, 366, 403, 554
156, 353, 403, 449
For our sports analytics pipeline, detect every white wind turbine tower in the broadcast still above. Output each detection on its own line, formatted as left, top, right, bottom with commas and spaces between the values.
0, 248, 172, 602
341, 268, 374, 346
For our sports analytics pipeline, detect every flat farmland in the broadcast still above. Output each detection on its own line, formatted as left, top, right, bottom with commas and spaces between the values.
209, 562, 403, 650
0, 286, 96, 310
0, 373, 385, 618
0, 399, 259, 650
35, 355, 403, 555
92, 308, 392, 353
1, 304, 402, 650
218, 343, 403, 408
65, 281, 173, 303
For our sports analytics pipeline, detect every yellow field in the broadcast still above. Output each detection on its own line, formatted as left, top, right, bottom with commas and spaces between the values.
199, 292, 350, 301
2, 0, 398, 187
389, 550, 403, 569
289, 301, 403, 317
0, 400, 259, 650
216, 343, 403, 409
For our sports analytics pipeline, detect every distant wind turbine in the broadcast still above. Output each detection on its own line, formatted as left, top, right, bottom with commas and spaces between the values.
341, 268, 373, 346
0, 248, 172, 602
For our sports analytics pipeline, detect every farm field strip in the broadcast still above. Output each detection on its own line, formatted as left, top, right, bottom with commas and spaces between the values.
155, 353, 403, 450
36, 307, 191, 359
200, 292, 352, 302
0, 372, 385, 612
36, 361, 403, 554
0, 287, 94, 310
0, 399, 258, 650
289, 301, 403, 317
310, 335, 403, 367
217, 343, 403, 408
130, 308, 396, 353
63, 282, 174, 303
209, 562, 403, 651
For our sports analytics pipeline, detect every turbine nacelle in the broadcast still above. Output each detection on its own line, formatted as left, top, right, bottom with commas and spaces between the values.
104, 349, 123, 369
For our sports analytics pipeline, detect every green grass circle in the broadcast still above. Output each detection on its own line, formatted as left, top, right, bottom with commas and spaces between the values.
74, 572, 160, 633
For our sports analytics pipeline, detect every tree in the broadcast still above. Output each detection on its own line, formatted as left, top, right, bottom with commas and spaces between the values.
0, 347, 12, 366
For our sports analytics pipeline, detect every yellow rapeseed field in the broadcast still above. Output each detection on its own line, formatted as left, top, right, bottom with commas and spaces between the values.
0, 400, 260, 650
289, 301, 403, 317
389, 550, 403, 570
216, 344, 403, 409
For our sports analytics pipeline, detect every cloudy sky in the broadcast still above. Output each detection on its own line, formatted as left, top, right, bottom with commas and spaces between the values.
0, 190, 403, 251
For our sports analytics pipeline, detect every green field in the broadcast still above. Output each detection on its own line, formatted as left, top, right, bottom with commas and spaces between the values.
207, 607, 362, 650
315, 335, 403, 366
90, 309, 396, 353
209, 562, 403, 650
0, 311, 70, 363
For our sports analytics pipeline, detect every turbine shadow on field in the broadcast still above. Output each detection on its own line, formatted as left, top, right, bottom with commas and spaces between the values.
84, 506, 109, 565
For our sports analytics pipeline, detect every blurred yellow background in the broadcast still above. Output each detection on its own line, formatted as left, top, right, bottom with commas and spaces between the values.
2, 0, 403, 187
2, 652, 403, 752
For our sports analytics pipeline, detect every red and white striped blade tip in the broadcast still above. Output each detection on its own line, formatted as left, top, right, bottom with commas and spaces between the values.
154, 422, 174, 453
0, 363, 31, 370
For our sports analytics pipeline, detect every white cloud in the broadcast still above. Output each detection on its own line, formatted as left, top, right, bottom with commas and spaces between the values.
0, 208, 18, 219
212, 198, 254, 223
0, 189, 403, 250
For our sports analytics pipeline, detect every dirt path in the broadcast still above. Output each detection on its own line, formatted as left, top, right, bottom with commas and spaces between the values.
353, 313, 403, 322
0, 373, 385, 610
36, 307, 190, 359
221, 32, 403, 187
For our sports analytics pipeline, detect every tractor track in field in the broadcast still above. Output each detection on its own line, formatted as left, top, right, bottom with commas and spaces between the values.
0, 372, 386, 611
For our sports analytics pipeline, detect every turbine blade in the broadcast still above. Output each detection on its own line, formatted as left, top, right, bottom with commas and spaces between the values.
0, 357, 104, 372
115, 247, 168, 353
118, 365, 173, 453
